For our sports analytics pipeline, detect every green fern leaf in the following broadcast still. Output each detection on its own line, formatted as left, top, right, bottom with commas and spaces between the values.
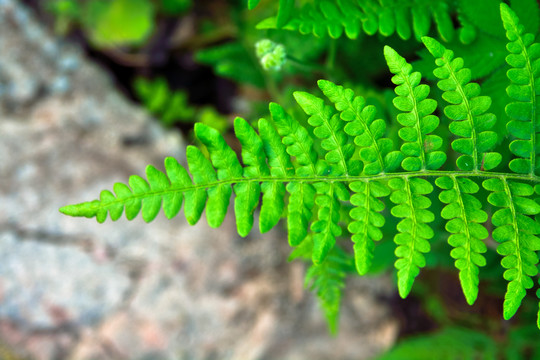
305, 246, 352, 335
294, 90, 355, 176
349, 180, 390, 275
483, 178, 540, 319
389, 177, 435, 298
488, 3, 540, 321
435, 176, 488, 305
293, 92, 355, 262
233, 117, 268, 236
384, 45, 446, 171
258, 118, 293, 233
422, 36, 501, 171
457, 13, 477, 45
195, 123, 243, 228
311, 182, 348, 264
185, 145, 225, 227
318, 79, 402, 175
269, 102, 319, 249
269, 102, 320, 176
501, 3, 540, 176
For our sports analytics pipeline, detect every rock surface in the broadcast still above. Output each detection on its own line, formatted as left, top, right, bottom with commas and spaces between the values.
0, 1, 398, 359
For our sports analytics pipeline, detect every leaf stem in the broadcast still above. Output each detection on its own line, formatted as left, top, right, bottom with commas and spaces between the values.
63, 170, 540, 215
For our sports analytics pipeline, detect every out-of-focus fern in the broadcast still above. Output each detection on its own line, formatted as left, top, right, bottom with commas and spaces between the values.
255, 0, 457, 41
375, 327, 497, 360
196, 42, 265, 88
134, 77, 196, 126
303, 244, 353, 335
61, 3, 540, 333
134, 77, 229, 132
377, 324, 540, 360
253, 0, 539, 44
47, 0, 192, 46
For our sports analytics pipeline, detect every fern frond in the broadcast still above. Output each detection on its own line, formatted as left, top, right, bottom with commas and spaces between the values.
196, 42, 264, 88
375, 327, 496, 360
256, 0, 457, 42
62, 23, 540, 329
134, 77, 196, 126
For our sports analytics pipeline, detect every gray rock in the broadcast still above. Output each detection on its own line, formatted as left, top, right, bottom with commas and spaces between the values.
0, 232, 129, 330
0, 1, 398, 359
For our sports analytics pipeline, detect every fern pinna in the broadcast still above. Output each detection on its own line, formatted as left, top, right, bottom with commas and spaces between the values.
61, 4, 540, 331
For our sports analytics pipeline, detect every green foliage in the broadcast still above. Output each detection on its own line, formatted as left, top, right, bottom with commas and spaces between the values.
134, 77, 229, 133
61, 1, 540, 334
377, 323, 540, 360
304, 246, 353, 335
255, 0, 458, 41
46, 0, 192, 47
375, 327, 497, 360
158, 0, 191, 15
196, 42, 265, 88
501, 3, 540, 176
83, 0, 155, 47
247, 0, 262, 11
385, 45, 446, 171
134, 77, 196, 126
46, 0, 81, 34
422, 37, 500, 171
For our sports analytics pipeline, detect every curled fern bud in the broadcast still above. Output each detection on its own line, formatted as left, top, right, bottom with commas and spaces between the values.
255, 39, 286, 71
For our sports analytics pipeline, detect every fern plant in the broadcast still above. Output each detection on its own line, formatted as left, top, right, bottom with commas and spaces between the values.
374, 323, 540, 360
133, 77, 229, 133
61, 3, 540, 332
374, 327, 497, 360
253, 0, 457, 41
134, 77, 196, 126
251, 0, 537, 46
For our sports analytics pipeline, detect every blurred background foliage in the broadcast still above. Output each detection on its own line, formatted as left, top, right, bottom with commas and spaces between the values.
25, 0, 540, 358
